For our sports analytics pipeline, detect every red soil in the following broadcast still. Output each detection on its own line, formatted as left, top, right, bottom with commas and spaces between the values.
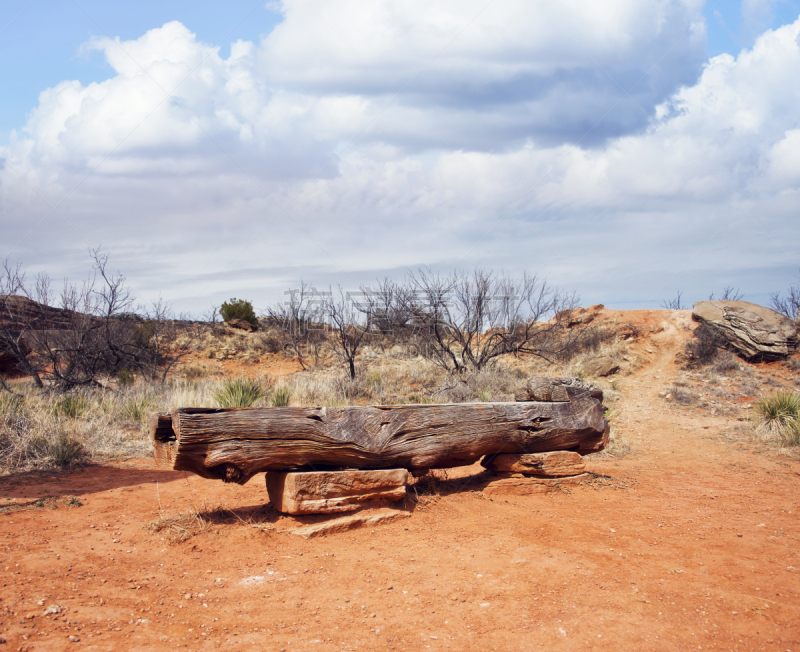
2, 310, 799, 651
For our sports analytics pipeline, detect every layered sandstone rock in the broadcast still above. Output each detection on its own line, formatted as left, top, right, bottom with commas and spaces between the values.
692, 300, 797, 360
482, 473, 590, 497
481, 451, 586, 477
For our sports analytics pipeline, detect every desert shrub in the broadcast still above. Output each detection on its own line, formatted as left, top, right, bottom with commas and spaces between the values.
270, 385, 291, 407
409, 469, 450, 501
53, 394, 89, 419
123, 394, 158, 426
755, 391, 800, 445
0, 393, 24, 417
685, 323, 727, 366
220, 298, 258, 326
26, 431, 85, 467
214, 377, 267, 408
667, 384, 695, 405
262, 335, 283, 354
554, 326, 616, 363
662, 291, 685, 310
781, 419, 800, 446
117, 369, 136, 387
181, 364, 208, 380
364, 370, 383, 390
712, 351, 740, 374
133, 320, 156, 350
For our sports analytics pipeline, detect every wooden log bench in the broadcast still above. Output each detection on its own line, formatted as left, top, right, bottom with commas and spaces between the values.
151, 376, 607, 474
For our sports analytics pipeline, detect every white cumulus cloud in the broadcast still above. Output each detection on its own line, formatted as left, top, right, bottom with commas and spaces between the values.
0, 2, 798, 310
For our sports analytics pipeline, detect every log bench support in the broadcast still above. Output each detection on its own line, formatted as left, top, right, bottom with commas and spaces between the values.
481, 451, 590, 496
267, 468, 408, 515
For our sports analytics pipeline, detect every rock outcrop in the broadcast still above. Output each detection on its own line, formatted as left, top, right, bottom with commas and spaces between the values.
692, 300, 797, 360
225, 318, 257, 332
582, 355, 620, 377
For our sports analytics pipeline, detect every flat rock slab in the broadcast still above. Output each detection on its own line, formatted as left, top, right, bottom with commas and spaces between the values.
582, 356, 620, 377
267, 469, 408, 515
482, 473, 590, 497
482, 451, 586, 477
289, 509, 411, 539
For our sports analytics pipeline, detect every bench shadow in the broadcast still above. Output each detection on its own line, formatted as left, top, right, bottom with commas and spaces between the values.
0, 463, 187, 500
192, 467, 499, 529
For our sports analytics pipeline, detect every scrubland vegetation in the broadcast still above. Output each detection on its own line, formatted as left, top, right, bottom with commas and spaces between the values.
2, 256, 799, 474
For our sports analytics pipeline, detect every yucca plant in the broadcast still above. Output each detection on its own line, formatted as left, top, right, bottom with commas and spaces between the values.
755, 390, 800, 445
270, 385, 291, 407
123, 394, 158, 425
53, 394, 89, 419
214, 378, 267, 408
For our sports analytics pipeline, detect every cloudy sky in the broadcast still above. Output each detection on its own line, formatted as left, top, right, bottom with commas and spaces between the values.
1, 0, 799, 316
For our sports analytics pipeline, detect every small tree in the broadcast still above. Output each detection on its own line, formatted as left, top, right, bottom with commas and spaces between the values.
323, 286, 373, 379
661, 291, 685, 310
220, 298, 257, 326
770, 269, 800, 322
708, 286, 744, 301
266, 283, 328, 370
403, 268, 579, 374
0, 250, 200, 390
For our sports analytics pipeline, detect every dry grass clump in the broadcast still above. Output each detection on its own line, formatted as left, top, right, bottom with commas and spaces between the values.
666, 382, 696, 405
147, 505, 211, 544
0, 377, 233, 474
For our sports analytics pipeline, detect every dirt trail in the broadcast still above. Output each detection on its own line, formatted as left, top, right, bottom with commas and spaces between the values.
1, 310, 799, 651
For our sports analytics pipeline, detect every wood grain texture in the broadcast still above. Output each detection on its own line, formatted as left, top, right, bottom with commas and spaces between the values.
151, 388, 608, 485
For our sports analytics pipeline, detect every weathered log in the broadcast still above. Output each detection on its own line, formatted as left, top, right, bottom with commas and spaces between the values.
151, 388, 608, 485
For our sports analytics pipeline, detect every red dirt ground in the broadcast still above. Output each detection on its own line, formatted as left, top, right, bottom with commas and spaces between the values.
1, 310, 799, 651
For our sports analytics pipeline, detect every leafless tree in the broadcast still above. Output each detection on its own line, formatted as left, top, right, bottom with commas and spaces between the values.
136, 298, 203, 383
661, 291, 684, 310
708, 286, 744, 301
323, 286, 374, 379
770, 270, 800, 321
403, 268, 579, 374
363, 277, 414, 336
1, 250, 200, 390
1, 260, 46, 388
266, 282, 329, 370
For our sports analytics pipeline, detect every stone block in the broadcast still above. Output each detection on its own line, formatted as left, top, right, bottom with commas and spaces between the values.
482, 473, 589, 497
266, 469, 408, 515
481, 451, 586, 477
289, 509, 411, 538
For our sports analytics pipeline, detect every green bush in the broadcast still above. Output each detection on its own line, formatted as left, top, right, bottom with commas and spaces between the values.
54, 394, 89, 419
133, 320, 156, 350
118, 369, 136, 387
123, 394, 157, 425
214, 377, 267, 408
220, 298, 258, 326
270, 385, 291, 407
